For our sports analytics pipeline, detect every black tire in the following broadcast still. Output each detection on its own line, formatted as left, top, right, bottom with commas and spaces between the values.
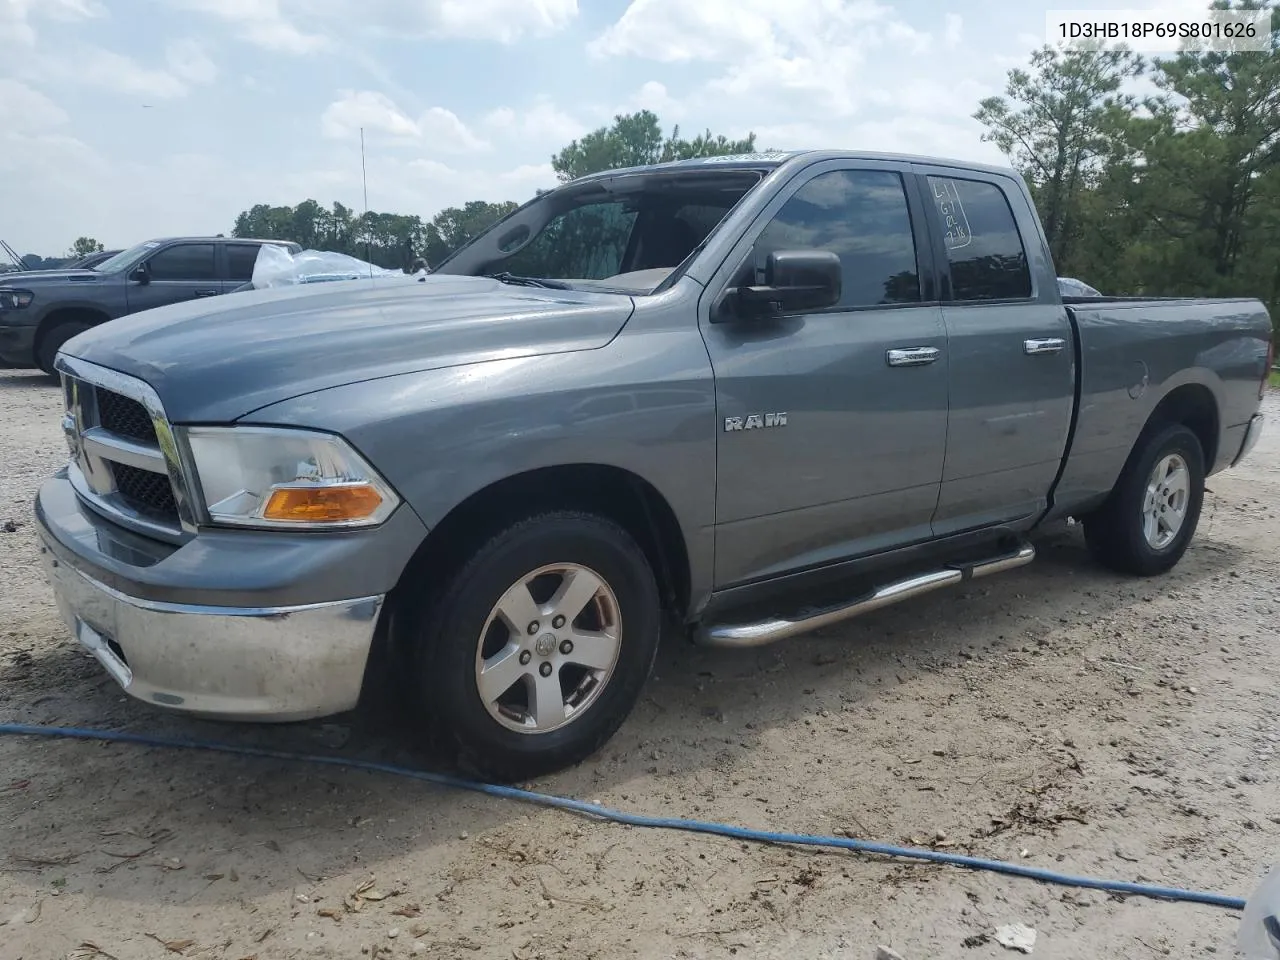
406, 511, 662, 781
1083, 422, 1205, 577
36, 321, 91, 376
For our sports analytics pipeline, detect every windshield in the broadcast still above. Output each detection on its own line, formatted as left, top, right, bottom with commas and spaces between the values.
91, 239, 163, 275
433, 170, 765, 294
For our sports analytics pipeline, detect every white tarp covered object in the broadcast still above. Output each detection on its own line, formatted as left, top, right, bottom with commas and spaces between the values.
248, 244, 418, 289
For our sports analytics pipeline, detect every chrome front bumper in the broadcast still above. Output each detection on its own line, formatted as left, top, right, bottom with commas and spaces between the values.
39, 545, 384, 721
1235, 413, 1265, 466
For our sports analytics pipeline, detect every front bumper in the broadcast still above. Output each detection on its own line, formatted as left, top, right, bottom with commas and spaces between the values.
0, 317, 37, 367
40, 549, 382, 720
1234, 413, 1265, 467
35, 470, 428, 721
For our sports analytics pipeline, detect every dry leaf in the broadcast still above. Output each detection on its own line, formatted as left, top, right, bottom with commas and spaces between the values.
203, 874, 224, 882
317, 908, 342, 921
146, 933, 195, 953
391, 903, 421, 918
360, 889, 389, 901
157, 858, 184, 871
68, 941, 117, 960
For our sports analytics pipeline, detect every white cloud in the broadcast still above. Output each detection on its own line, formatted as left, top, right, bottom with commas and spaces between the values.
322, 90, 421, 140
0, 79, 70, 130
943, 13, 963, 47
0, 0, 103, 45
344, 0, 578, 42
29, 46, 190, 99
418, 107, 488, 152
321, 92, 489, 151
482, 98, 582, 147
174, 0, 327, 54
630, 81, 686, 120
165, 39, 217, 85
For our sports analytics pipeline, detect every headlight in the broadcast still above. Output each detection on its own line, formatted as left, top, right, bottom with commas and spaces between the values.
182, 426, 400, 529
0, 288, 34, 310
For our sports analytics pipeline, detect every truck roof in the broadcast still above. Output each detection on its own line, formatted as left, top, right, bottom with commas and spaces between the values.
143, 236, 297, 245
568, 149, 1021, 183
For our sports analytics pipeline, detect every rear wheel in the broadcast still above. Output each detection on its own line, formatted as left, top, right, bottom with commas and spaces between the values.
1083, 422, 1205, 576
36, 321, 91, 376
406, 511, 662, 781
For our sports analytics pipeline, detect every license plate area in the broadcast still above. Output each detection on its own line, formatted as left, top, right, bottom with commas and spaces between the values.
75, 618, 133, 689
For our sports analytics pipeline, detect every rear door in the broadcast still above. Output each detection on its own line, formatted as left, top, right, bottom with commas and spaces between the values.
125, 241, 220, 313
700, 159, 950, 587
913, 166, 1074, 534
223, 242, 266, 291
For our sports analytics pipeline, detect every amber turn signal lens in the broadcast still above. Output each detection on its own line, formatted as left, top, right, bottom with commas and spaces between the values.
262, 484, 383, 522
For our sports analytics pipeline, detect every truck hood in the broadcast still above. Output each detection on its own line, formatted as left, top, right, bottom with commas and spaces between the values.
63, 274, 636, 423
1, 269, 101, 284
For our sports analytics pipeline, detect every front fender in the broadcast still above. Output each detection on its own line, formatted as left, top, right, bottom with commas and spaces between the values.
242, 324, 719, 609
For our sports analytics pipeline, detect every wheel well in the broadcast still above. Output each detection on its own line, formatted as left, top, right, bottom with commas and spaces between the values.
392, 464, 691, 620
35, 307, 110, 355
1147, 383, 1219, 467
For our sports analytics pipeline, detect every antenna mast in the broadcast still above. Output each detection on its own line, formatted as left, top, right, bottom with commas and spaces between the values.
360, 127, 373, 279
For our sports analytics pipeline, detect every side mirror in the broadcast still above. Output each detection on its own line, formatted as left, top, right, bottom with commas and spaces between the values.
129, 265, 150, 284
729, 250, 841, 320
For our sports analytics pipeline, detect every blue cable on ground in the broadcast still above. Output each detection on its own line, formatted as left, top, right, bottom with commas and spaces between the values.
0, 722, 1246, 912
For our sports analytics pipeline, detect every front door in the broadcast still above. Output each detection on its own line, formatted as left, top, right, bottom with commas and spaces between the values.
126, 241, 221, 313
914, 168, 1075, 534
700, 160, 951, 588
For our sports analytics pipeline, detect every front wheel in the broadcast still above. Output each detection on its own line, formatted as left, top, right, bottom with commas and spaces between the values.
1083, 422, 1205, 577
407, 511, 662, 781
36, 321, 91, 376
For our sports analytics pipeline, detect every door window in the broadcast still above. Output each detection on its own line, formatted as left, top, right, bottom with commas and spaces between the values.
147, 243, 216, 282
752, 169, 921, 307
927, 177, 1032, 301
226, 244, 264, 282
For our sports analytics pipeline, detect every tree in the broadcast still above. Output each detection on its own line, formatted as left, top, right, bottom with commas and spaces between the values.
974, 43, 1143, 268
68, 237, 104, 258
422, 200, 519, 265
551, 110, 760, 182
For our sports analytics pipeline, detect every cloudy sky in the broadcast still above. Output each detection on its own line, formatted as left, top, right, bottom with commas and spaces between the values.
2, 0, 1205, 256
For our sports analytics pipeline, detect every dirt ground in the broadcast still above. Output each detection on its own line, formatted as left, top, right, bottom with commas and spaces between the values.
2, 367, 1277, 960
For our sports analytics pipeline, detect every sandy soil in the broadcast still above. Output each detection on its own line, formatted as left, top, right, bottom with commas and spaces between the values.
2, 367, 1277, 960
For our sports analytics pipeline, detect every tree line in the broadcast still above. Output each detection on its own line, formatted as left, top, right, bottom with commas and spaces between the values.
16, 0, 1280, 345
975, 0, 1280, 337
230, 112, 757, 272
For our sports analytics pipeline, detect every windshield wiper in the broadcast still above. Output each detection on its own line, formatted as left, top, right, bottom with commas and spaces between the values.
485, 272, 570, 289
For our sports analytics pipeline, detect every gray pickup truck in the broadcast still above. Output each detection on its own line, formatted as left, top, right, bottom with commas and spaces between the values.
0, 236, 300, 373
34, 151, 1271, 780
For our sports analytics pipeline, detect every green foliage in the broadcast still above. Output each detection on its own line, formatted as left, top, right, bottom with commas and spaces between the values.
68, 237, 104, 258
226, 111, 756, 270
976, 0, 1280, 341
551, 110, 759, 182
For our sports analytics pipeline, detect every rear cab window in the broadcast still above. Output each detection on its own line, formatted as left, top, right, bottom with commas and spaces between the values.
226, 244, 264, 283
926, 176, 1032, 301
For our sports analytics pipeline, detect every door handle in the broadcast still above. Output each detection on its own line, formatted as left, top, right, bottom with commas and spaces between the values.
193, 289, 219, 297
886, 346, 940, 367
1024, 337, 1066, 355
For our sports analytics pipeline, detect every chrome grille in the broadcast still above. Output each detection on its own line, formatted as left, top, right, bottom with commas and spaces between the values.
96, 389, 157, 445
55, 355, 197, 543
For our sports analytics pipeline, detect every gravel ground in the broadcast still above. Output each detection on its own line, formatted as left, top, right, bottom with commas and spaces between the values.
2, 367, 1278, 960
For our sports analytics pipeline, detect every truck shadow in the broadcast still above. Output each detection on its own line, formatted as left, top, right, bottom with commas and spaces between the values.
0, 524, 1247, 915
0, 369, 56, 389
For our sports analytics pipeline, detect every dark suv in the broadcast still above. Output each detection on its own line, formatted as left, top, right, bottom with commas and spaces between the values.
0, 236, 300, 373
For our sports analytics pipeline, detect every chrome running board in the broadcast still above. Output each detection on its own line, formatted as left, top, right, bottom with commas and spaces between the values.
695, 543, 1036, 649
